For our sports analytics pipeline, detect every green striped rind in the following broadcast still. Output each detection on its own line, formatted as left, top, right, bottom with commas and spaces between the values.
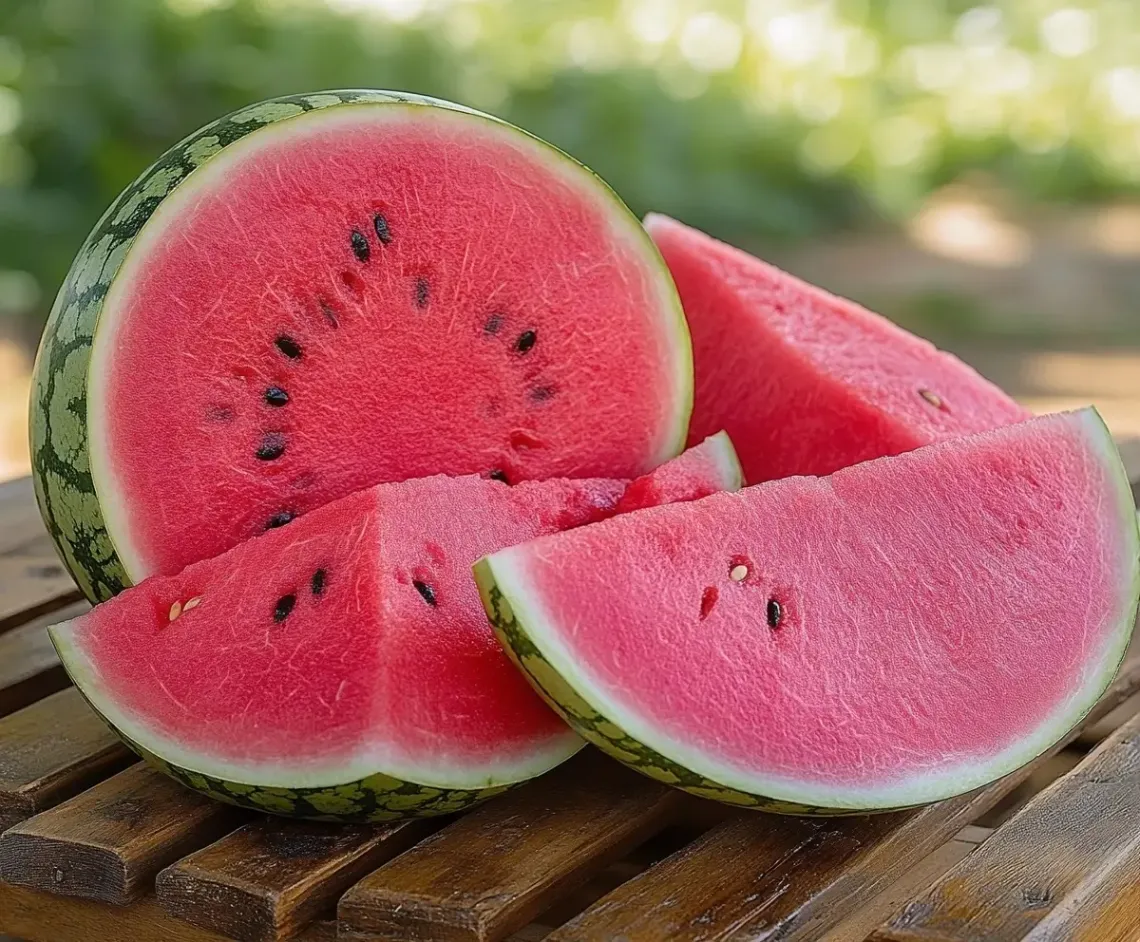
475, 572, 869, 817
65, 680, 511, 822
31, 88, 690, 602
30, 91, 429, 602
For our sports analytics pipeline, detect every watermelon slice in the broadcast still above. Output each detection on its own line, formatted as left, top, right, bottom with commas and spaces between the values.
31, 91, 691, 604
48, 436, 741, 821
477, 410, 1139, 813
644, 213, 1029, 484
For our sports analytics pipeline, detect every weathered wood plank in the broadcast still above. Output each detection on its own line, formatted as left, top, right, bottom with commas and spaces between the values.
0, 763, 244, 904
156, 818, 431, 942
869, 711, 1140, 942
543, 659, 1140, 942
0, 600, 87, 718
0, 883, 338, 942
0, 686, 133, 831
0, 477, 81, 632
338, 751, 683, 942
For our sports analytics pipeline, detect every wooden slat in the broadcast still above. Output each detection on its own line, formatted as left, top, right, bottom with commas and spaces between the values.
156, 818, 432, 942
0, 686, 134, 831
338, 751, 683, 942
543, 659, 1140, 942
0, 883, 338, 942
0, 763, 244, 904
869, 710, 1140, 942
0, 599, 87, 718
0, 476, 82, 632
819, 828, 991, 942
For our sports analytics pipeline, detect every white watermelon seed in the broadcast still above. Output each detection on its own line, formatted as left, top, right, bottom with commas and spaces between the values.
184, 597, 202, 612
730, 564, 749, 582
168, 600, 183, 621
919, 388, 945, 409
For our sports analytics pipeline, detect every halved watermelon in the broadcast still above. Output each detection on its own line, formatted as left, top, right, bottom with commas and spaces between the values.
644, 213, 1028, 484
477, 410, 1138, 813
48, 437, 741, 820
31, 91, 691, 603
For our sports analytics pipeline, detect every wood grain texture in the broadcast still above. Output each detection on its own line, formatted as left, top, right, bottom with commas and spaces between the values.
870, 711, 1140, 942
544, 659, 1140, 942
338, 751, 683, 942
0, 686, 134, 831
0, 599, 87, 718
0, 882, 340, 942
156, 817, 431, 942
0, 763, 244, 904
0, 477, 82, 633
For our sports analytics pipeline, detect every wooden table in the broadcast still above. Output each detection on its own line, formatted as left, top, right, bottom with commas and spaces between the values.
3, 454, 1140, 942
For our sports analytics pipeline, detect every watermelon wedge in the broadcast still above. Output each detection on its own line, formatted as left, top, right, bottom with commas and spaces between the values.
31, 91, 691, 603
48, 436, 741, 821
644, 213, 1029, 484
477, 410, 1139, 813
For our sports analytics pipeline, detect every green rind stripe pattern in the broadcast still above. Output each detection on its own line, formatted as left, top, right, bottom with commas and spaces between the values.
67, 681, 510, 821
28, 90, 512, 602
477, 570, 907, 817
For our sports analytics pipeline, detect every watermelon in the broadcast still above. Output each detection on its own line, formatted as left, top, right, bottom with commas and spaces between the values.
477, 409, 1139, 814
644, 213, 1029, 484
31, 91, 691, 604
47, 436, 741, 821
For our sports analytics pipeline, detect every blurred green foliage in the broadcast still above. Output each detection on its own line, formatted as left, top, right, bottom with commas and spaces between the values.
2, 0, 1138, 332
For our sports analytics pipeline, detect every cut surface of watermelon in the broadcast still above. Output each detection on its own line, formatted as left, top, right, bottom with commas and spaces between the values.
32, 91, 691, 603
644, 213, 1028, 484
49, 438, 740, 820
478, 410, 1138, 812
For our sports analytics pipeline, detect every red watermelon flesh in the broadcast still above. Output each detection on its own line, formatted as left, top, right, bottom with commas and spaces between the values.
49, 439, 741, 806
88, 102, 690, 585
644, 214, 1030, 484
479, 409, 1139, 811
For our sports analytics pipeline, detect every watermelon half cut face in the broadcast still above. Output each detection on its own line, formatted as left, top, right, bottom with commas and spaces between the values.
644, 213, 1029, 485
48, 437, 741, 821
478, 410, 1139, 813
31, 91, 691, 603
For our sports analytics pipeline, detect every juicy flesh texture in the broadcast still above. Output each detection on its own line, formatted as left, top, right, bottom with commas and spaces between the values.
616, 431, 739, 513
56, 442, 735, 781
645, 214, 1030, 484
59, 476, 626, 777
498, 412, 1135, 793
100, 107, 685, 580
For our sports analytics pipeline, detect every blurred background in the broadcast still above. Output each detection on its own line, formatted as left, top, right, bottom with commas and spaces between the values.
1, 0, 1140, 482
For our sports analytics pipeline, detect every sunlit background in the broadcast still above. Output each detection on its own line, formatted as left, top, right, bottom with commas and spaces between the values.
3, 0, 1140, 482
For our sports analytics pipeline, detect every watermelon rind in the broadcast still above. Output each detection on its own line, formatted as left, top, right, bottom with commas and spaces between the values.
476, 408, 1140, 814
31, 89, 692, 603
49, 615, 582, 821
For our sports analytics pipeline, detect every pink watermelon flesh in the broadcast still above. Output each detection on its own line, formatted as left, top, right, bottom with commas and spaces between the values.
92, 105, 689, 583
644, 213, 1030, 484
50, 441, 739, 791
482, 410, 1139, 809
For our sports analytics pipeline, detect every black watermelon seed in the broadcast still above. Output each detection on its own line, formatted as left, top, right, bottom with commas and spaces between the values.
274, 594, 296, 622
264, 387, 290, 407
484, 313, 504, 335
320, 299, 339, 328
373, 213, 393, 245
488, 468, 509, 483
311, 568, 327, 597
515, 330, 537, 354
256, 433, 286, 461
413, 580, 437, 607
529, 385, 556, 403
265, 511, 294, 530
767, 599, 782, 629
275, 335, 302, 359
414, 278, 430, 308
350, 229, 370, 262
